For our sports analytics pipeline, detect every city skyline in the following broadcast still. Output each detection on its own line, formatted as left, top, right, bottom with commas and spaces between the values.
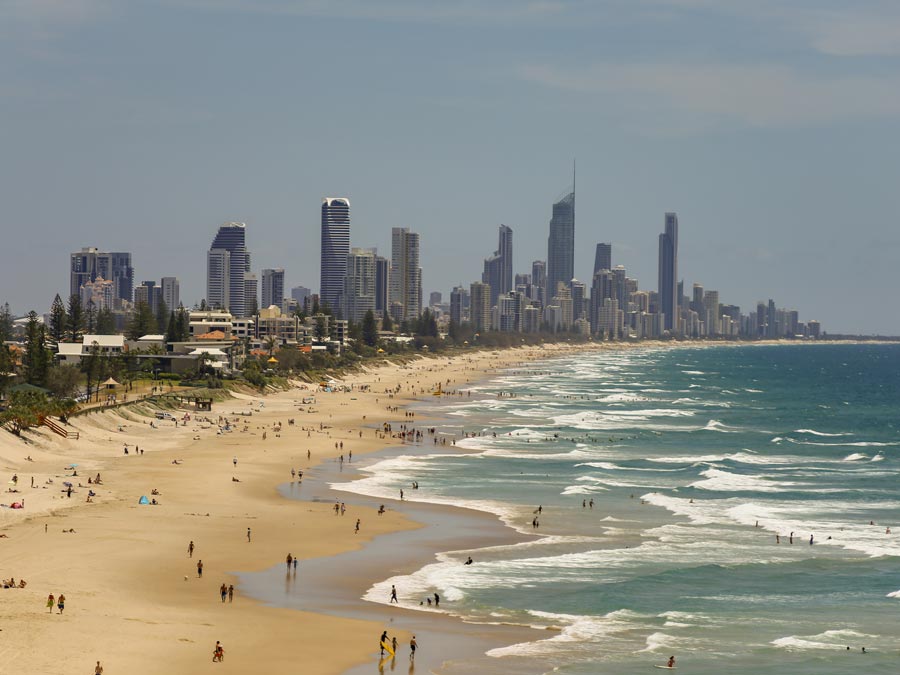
3, 2, 900, 333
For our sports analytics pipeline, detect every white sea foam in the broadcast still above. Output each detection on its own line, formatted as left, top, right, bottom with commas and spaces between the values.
703, 419, 741, 433
794, 429, 853, 437
688, 468, 796, 493
843, 453, 868, 461
772, 629, 876, 651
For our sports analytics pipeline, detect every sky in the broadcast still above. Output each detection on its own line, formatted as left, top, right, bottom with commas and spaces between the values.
2, 0, 899, 334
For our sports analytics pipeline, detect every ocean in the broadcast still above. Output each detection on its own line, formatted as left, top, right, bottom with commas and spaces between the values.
335, 343, 900, 674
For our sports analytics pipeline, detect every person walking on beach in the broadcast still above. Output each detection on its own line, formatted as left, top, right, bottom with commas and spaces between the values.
220, 583, 228, 602
212, 641, 224, 662
57, 593, 65, 614
409, 635, 417, 661
380, 630, 388, 656
197, 560, 204, 578
390, 585, 398, 603
247, 527, 251, 542
391, 636, 398, 654
355, 518, 361, 534
286, 553, 293, 569
95, 661, 104, 674
188, 540, 194, 557
434, 592, 440, 607
46, 593, 54, 613
228, 585, 234, 602
233, 456, 237, 468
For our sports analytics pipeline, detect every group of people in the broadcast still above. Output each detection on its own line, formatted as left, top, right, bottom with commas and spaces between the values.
3, 577, 26, 589
379, 630, 417, 661
46, 593, 65, 613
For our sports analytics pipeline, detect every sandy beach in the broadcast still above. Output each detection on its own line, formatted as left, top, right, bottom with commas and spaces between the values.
0, 344, 586, 674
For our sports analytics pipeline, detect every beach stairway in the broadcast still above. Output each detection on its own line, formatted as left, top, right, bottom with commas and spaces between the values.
41, 416, 79, 440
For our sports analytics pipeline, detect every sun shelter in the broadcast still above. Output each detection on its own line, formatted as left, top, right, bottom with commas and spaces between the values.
138, 495, 150, 505
102, 377, 121, 389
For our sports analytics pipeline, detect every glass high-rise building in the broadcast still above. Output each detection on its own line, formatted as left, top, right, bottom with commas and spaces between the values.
594, 243, 612, 276
657, 212, 678, 332
320, 197, 350, 314
389, 227, 422, 324
342, 248, 376, 323
70, 248, 133, 305
261, 268, 285, 309
207, 222, 251, 317
482, 224, 513, 308
546, 191, 575, 301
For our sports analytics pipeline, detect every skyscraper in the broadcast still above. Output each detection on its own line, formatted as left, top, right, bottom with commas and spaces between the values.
546, 190, 575, 302
374, 254, 389, 314
320, 197, 350, 314
482, 224, 513, 308
469, 281, 491, 333
657, 212, 678, 332
161, 277, 180, 311
70, 248, 133, 305
531, 260, 547, 306
342, 248, 376, 323
207, 221, 251, 317
261, 268, 285, 309
389, 227, 422, 324
593, 243, 612, 276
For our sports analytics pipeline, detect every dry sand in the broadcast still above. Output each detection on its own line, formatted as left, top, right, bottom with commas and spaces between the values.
0, 344, 585, 674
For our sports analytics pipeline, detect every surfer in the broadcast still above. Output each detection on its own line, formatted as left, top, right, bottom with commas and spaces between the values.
464, 556, 473, 565
668, 655, 675, 667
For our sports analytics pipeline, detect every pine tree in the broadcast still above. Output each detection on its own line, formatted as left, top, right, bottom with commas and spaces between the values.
48, 294, 67, 344
177, 306, 190, 341
381, 311, 393, 332
0, 302, 13, 339
362, 310, 379, 347
127, 302, 156, 340
67, 294, 84, 342
84, 299, 97, 334
165, 311, 178, 343
23, 311, 50, 387
95, 308, 116, 335
156, 299, 169, 334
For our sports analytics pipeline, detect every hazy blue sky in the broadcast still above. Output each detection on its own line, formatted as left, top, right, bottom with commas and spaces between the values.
2, 1, 899, 333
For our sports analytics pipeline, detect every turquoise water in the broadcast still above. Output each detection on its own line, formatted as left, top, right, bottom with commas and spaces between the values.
337, 344, 900, 674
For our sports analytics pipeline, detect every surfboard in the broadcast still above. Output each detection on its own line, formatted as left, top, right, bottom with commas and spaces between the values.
381, 640, 395, 657
653, 666, 676, 670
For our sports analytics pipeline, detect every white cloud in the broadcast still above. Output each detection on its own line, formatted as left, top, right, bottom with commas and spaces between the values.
520, 62, 900, 127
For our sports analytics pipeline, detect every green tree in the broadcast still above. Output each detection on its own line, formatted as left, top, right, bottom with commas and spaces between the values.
177, 306, 190, 341
48, 294, 68, 344
416, 309, 438, 338
381, 311, 393, 332
314, 315, 328, 341
0, 302, 13, 340
155, 298, 169, 334
165, 311, 178, 343
84, 299, 97, 334
0, 389, 46, 435
22, 311, 50, 386
45, 364, 83, 399
67, 294, 84, 342
362, 310, 379, 347
127, 301, 156, 340
95, 307, 116, 335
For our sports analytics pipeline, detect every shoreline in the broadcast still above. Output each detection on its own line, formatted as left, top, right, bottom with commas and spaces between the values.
2, 339, 888, 674
0, 343, 577, 674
